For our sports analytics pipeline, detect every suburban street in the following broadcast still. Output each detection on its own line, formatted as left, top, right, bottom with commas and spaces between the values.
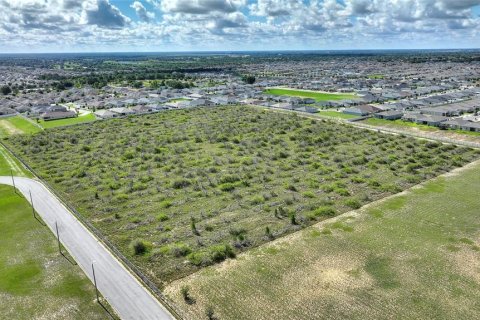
0, 176, 175, 320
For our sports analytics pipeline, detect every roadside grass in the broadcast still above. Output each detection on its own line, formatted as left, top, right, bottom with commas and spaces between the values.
363, 117, 480, 137
0, 116, 42, 138
39, 114, 97, 129
165, 161, 480, 320
4, 105, 479, 287
318, 110, 359, 119
0, 144, 32, 177
0, 185, 108, 319
264, 88, 358, 101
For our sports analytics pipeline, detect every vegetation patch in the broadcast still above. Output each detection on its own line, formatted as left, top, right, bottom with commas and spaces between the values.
4, 105, 479, 286
264, 88, 358, 101
0, 185, 108, 319
165, 160, 480, 320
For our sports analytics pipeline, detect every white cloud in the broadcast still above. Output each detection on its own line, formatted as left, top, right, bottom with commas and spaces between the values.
0, 0, 479, 51
131, 1, 155, 22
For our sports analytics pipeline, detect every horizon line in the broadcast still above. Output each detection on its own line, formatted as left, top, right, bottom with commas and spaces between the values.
1, 48, 480, 55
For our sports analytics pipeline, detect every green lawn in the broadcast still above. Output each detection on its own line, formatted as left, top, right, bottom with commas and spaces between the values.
0, 185, 109, 319
166, 160, 480, 320
264, 88, 358, 101
318, 110, 359, 119
39, 114, 97, 129
0, 116, 42, 138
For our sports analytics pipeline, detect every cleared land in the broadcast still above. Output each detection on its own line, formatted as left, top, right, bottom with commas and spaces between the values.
165, 160, 480, 320
361, 118, 480, 143
39, 113, 97, 129
4, 106, 479, 288
264, 88, 358, 101
0, 116, 41, 138
0, 185, 108, 319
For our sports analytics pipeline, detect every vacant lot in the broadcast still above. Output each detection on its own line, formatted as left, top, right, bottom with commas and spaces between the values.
166, 160, 480, 320
264, 88, 358, 101
0, 116, 41, 138
4, 106, 479, 287
0, 185, 108, 319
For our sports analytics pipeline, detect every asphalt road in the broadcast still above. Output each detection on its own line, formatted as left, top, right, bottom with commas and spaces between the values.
0, 176, 174, 320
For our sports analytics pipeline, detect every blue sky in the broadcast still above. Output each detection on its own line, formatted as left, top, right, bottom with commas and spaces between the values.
1, 0, 480, 53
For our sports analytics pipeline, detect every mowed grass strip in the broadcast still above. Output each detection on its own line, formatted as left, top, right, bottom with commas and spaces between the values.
39, 113, 97, 129
0, 116, 42, 138
4, 106, 479, 286
0, 185, 108, 319
0, 144, 32, 177
165, 161, 480, 320
264, 88, 358, 101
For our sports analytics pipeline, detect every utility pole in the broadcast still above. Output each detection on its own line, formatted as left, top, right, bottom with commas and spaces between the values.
92, 262, 99, 302
11, 169, 16, 194
29, 190, 36, 219
55, 221, 62, 254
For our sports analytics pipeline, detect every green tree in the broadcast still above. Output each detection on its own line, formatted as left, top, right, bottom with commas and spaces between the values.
1, 85, 12, 95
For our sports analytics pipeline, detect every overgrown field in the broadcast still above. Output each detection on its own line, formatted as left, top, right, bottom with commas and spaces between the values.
0, 185, 108, 319
165, 161, 480, 320
264, 88, 358, 101
4, 106, 479, 286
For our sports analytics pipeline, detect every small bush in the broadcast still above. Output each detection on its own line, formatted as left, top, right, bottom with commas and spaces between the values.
130, 239, 150, 255
345, 198, 362, 209
314, 206, 336, 217
157, 213, 169, 221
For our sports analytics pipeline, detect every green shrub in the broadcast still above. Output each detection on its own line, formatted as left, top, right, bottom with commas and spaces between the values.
170, 243, 192, 257
130, 239, 150, 255
345, 198, 362, 209
314, 206, 336, 217
172, 178, 191, 189
187, 252, 211, 266
157, 213, 169, 221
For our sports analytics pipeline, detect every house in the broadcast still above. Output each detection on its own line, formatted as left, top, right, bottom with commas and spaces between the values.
441, 119, 480, 132
131, 105, 154, 114
0, 107, 16, 115
295, 106, 318, 113
402, 114, 447, 126
41, 110, 76, 121
374, 110, 404, 120
94, 109, 118, 119
110, 107, 135, 116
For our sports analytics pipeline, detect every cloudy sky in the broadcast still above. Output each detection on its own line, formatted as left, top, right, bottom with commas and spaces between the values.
1, 0, 480, 52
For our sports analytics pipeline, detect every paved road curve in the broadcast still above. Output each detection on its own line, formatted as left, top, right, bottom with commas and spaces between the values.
0, 176, 174, 320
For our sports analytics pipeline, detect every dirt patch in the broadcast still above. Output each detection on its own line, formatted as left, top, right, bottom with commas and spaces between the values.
0, 119, 22, 135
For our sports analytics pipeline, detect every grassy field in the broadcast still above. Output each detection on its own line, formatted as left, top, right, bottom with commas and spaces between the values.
5, 106, 479, 288
0, 116, 42, 138
0, 144, 32, 177
264, 88, 358, 101
39, 114, 97, 129
0, 185, 109, 319
165, 160, 480, 320
318, 110, 359, 119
